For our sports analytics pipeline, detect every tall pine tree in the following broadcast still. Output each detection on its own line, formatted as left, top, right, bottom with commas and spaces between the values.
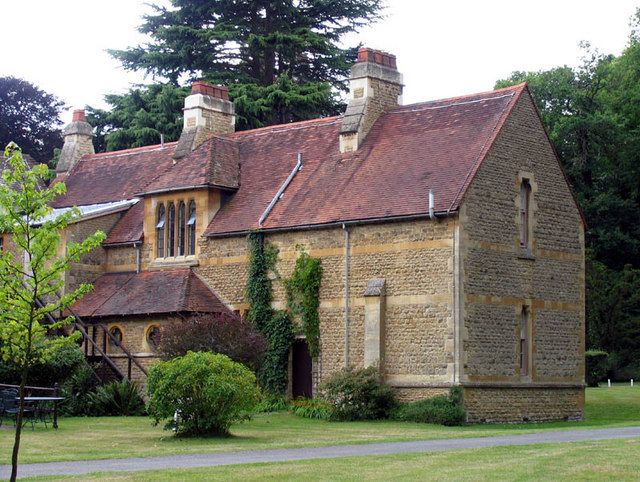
104, 0, 384, 132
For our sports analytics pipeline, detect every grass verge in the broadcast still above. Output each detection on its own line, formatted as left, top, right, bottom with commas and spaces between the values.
0, 386, 638, 464
25, 438, 640, 481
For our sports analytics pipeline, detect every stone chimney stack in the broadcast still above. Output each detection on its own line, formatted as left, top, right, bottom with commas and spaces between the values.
339, 48, 403, 153
56, 109, 94, 173
173, 81, 235, 159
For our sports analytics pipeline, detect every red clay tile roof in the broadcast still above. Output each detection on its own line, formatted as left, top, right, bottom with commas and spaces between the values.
204, 84, 526, 235
103, 201, 144, 245
51, 143, 178, 208
141, 136, 240, 195
71, 269, 228, 318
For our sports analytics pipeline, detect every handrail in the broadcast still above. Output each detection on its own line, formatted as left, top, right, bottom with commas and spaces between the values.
67, 305, 148, 377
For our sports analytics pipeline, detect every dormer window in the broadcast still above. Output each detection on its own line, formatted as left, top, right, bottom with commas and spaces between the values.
188, 201, 196, 256
156, 204, 165, 258
155, 198, 196, 259
178, 202, 186, 256
167, 203, 176, 257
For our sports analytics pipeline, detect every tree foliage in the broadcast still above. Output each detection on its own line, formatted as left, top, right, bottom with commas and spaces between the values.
146, 351, 259, 436
87, 83, 189, 152
0, 143, 105, 480
0, 77, 65, 165
495, 8, 640, 377
157, 311, 268, 373
103, 0, 384, 134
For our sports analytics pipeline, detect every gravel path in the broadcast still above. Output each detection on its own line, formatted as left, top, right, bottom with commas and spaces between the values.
2, 426, 639, 479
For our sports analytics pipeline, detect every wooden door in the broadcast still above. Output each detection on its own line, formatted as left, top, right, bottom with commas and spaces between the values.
292, 339, 313, 398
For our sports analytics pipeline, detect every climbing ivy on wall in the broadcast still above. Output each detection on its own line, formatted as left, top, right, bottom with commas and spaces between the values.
245, 231, 294, 394
286, 249, 323, 357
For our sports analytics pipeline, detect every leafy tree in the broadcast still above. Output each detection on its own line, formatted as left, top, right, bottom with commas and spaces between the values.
0, 78, 65, 165
495, 8, 640, 378
146, 351, 259, 436
106, 0, 384, 131
0, 143, 105, 481
87, 83, 189, 152
157, 311, 268, 372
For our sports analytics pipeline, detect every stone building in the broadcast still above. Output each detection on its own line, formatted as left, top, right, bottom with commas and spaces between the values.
50, 48, 585, 422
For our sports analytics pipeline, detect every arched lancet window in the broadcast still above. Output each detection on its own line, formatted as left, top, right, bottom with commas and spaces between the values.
178, 202, 186, 256
520, 179, 532, 248
167, 202, 176, 257
156, 204, 165, 258
146, 325, 160, 351
187, 201, 196, 256
108, 326, 123, 352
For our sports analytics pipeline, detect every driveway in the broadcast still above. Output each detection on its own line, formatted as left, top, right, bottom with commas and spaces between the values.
2, 426, 639, 479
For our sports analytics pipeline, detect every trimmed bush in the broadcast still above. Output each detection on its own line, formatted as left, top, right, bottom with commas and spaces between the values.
585, 350, 608, 387
320, 366, 397, 421
157, 312, 268, 373
87, 379, 145, 416
146, 351, 260, 436
393, 387, 466, 426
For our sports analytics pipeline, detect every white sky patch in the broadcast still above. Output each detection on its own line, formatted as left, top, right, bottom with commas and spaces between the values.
1, 0, 637, 124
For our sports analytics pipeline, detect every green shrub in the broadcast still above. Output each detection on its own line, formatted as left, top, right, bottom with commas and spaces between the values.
290, 397, 330, 420
320, 365, 397, 421
393, 386, 466, 426
146, 351, 260, 436
60, 362, 99, 416
256, 393, 289, 413
0, 339, 84, 387
87, 379, 145, 416
585, 350, 608, 387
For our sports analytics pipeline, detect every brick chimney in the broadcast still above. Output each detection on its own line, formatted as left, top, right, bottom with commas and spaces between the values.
339, 48, 403, 153
56, 109, 94, 173
173, 81, 235, 159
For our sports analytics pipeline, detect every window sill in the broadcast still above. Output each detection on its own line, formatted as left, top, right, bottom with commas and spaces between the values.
517, 250, 536, 261
149, 256, 199, 269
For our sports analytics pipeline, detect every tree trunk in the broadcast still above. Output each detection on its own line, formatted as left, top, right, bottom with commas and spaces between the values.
10, 365, 29, 481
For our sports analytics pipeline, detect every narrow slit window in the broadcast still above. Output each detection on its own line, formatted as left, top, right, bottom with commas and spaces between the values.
520, 306, 529, 376
520, 179, 532, 248
167, 203, 175, 257
178, 201, 186, 256
156, 204, 165, 258
187, 201, 196, 256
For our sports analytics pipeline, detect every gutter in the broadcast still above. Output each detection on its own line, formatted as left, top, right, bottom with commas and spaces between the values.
205, 210, 457, 239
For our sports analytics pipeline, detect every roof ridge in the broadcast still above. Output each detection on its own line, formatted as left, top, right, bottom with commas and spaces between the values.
387, 84, 526, 114
85, 142, 178, 160
230, 116, 342, 139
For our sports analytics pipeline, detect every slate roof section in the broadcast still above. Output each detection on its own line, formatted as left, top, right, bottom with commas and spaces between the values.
204, 84, 526, 236
51, 143, 178, 208
71, 269, 228, 318
141, 135, 240, 195
103, 201, 144, 245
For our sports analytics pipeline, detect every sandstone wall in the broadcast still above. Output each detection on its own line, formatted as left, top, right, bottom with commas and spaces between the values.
459, 89, 585, 421
197, 218, 455, 394
64, 212, 121, 292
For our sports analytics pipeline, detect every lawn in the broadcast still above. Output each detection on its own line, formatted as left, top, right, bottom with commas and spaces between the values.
1, 386, 639, 478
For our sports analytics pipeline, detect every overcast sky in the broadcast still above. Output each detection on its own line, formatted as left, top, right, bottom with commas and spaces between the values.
1, 1, 638, 124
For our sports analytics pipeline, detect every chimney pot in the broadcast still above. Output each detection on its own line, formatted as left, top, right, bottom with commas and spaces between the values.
191, 81, 229, 101
356, 48, 397, 70
72, 109, 86, 122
